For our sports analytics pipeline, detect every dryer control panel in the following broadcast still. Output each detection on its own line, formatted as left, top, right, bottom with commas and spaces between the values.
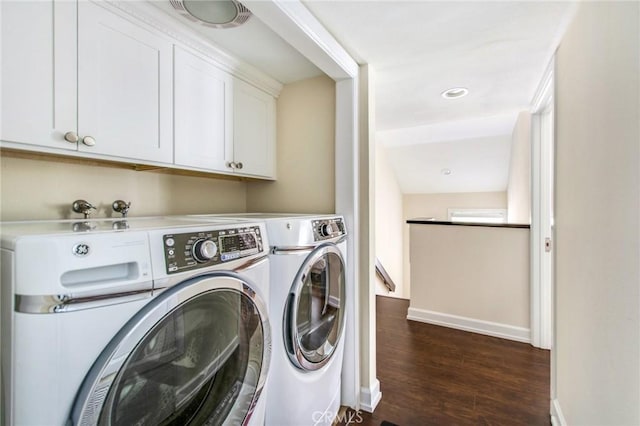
163, 226, 263, 274
312, 217, 346, 242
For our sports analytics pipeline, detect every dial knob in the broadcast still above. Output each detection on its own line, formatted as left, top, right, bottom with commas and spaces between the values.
192, 239, 218, 262
319, 223, 333, 237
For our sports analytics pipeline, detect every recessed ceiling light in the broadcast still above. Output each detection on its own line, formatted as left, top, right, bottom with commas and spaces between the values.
441, 168, 452, 175
441, 87, 469, 99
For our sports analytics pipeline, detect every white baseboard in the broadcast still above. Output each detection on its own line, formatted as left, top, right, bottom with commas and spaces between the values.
550, 398, 567, 426
406, 307, 531, 343
359, 379, 382, 413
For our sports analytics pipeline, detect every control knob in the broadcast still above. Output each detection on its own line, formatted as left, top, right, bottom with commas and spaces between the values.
319, 223, 333, 238
193, 239, 218, 262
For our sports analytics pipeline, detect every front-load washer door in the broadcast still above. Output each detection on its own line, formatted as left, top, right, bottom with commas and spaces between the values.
70, 272, 270, 426
284, 243, 346, 371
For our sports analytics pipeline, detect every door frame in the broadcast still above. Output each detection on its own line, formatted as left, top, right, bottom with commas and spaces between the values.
530, 58, 555, 351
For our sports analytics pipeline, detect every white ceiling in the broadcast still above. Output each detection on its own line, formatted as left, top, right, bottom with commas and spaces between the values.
304, 1, 574, 131
304, 1, 576, 194
150, 0, 576, 195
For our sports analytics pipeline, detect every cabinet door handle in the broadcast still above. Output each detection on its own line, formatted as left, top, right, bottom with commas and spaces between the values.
82, 136, 96, 147
236, 162, 243, 170
226, 161, 236, 169
64, 131, 79, 143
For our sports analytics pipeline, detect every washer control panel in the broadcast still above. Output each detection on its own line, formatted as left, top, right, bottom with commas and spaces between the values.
312, 217, 346, 242
163, 226, 263, 274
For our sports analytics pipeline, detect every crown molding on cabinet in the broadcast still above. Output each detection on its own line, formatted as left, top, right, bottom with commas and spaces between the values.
104, 0, 283, 97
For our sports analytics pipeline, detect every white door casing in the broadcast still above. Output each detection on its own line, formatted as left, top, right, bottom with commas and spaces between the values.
530, 58, 555, 351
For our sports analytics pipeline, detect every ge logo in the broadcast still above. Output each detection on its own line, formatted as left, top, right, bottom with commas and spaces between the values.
73, 243, 90, 257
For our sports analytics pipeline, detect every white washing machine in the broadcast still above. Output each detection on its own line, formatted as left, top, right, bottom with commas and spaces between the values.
0, 217, 271, 426
191, 214, 348, 426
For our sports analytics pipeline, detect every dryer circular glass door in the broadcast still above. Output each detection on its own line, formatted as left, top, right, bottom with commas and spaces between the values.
71, 272, 270, 426
284, 244, 346, 371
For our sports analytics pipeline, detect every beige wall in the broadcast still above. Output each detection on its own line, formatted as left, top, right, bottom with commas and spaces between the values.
554, 2, 640, 424
374, 144, 404, 298
408, 224, 530, 329
246, 75, 335, 213
402, 191, 507, 298
0, 155, 246, 221
507, 111, 531, 224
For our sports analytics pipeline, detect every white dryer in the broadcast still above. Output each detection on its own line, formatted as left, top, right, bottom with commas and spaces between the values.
1, 217, 271, 426
191, 214, 348, 426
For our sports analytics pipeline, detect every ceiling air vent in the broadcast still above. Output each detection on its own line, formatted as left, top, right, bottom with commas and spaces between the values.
170, 0, 251, 29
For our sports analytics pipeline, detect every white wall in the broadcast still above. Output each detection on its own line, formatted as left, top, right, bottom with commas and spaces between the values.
402, 191, 507, 298
407, 223, 530, 341
507, 111, 531, 224
0, 155, 247, 221
374, 144, 404, 298
246, 75, 335, 213
554, 2, 640, 424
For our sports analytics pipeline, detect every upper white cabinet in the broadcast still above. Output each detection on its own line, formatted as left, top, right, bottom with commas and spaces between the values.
174, 46, 233, 172
233, 78, 276, 179
174, 48, 276, 179
1, 1, 173, 164
77, 2, 173, 163
1, 0, 277, 178
1, 1, 77, 151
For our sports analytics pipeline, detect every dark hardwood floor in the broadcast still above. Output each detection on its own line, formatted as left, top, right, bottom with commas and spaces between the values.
343, 296, 550, 426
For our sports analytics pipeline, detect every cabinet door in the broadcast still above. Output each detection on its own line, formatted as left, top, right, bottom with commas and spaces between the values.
1, 1, 77, 150
233, 78, 276, 178
174, 47, 233, 172
77, 1, 172, 163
